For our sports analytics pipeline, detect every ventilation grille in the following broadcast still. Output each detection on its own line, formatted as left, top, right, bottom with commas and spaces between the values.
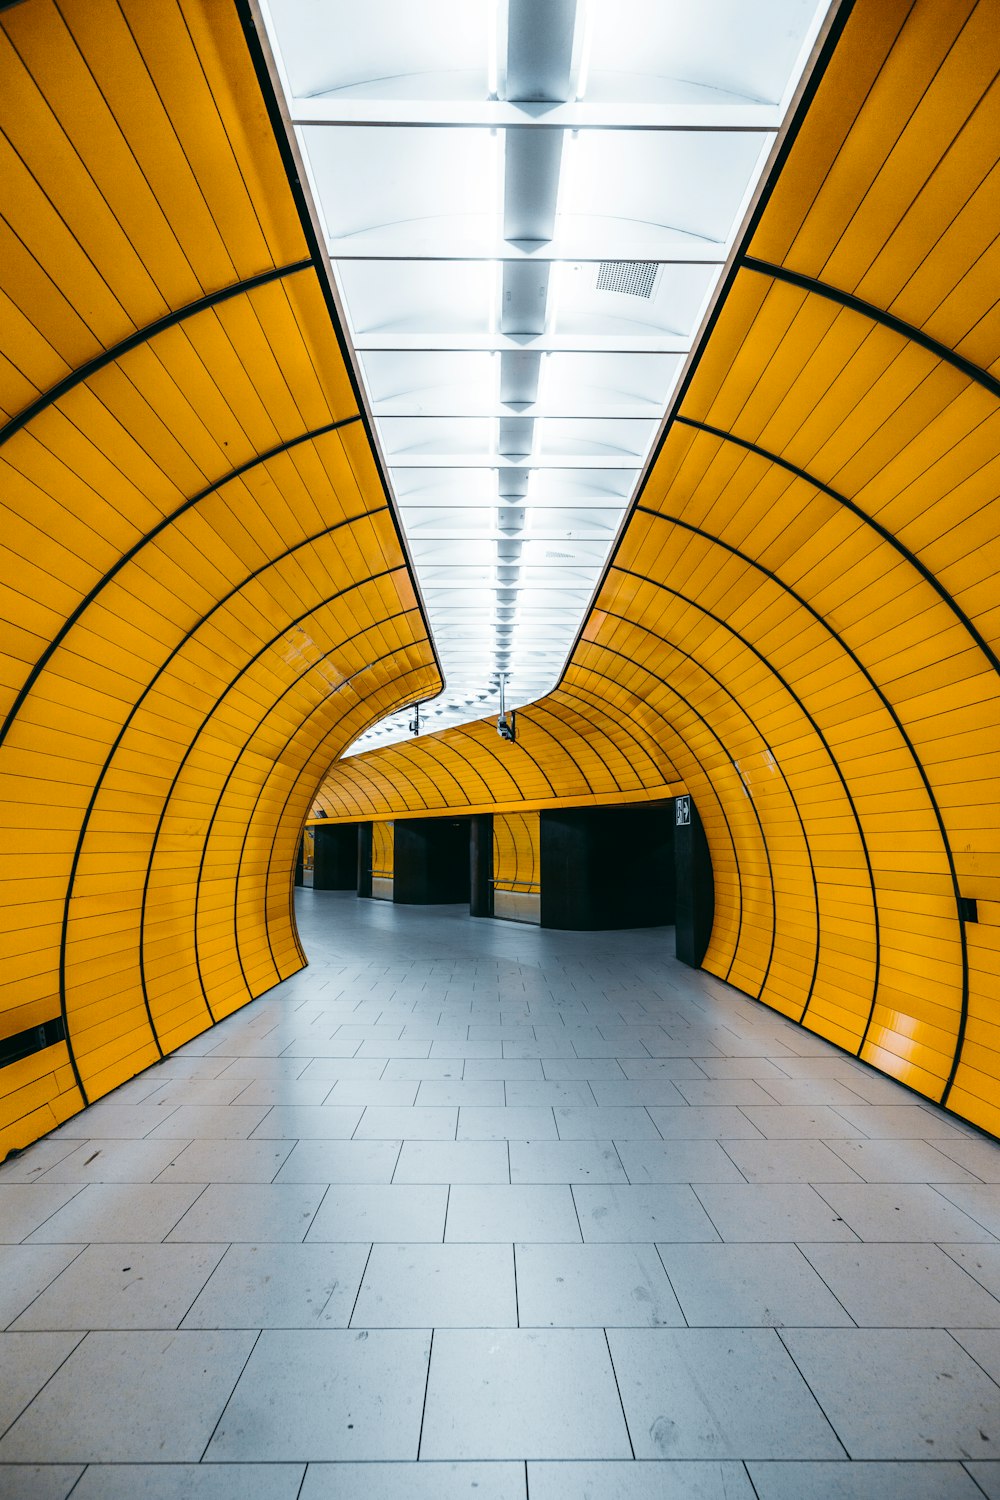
596, 261, 658, 298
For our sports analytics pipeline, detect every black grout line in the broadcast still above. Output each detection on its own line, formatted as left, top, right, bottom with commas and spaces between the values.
603, 1326, 635, 1460
415, 1327, 435, 1460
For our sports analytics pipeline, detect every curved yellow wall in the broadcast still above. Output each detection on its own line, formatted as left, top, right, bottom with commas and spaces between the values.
0, 0, 439, 1152
315, 0, 1000, 1135
493, 814, 540, 899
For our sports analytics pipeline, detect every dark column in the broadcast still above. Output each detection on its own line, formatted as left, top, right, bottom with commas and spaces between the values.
313, 821, 360, 890
294, 834, 305, 888
674, 794, 715, 967
356, 822, 373, 898
469, 814, 494, 917
393, 817, 471, 905
539, 803, 674, 931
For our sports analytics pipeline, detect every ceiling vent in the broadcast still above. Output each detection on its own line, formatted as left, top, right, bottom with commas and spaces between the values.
596, 261, 658, 298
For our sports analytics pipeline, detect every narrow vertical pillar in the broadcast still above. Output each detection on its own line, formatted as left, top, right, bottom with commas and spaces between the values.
674, 795, 715, 966
470, 814, 494, 917
356, 822, 373, 898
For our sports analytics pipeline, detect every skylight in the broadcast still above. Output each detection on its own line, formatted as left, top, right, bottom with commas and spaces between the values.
255, 0, 833, 754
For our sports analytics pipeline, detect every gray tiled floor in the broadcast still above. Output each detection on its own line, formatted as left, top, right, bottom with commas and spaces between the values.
1, 891, 999, 1496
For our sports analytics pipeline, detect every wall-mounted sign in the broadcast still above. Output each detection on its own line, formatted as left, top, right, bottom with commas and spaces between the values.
676, 795, 691, 826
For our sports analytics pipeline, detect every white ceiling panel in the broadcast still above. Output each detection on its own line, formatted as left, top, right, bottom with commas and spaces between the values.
257, 0, 834, 760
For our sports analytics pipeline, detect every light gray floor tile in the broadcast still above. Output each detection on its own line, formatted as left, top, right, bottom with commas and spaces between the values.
308, 1185, 448, 1242
541, 1059, 627, 1080
206, 1329, 430, 1460
0, 1466, 83, 1500
697, 1058, 789, 1080
37, 1139, 190, 1184
721, 1139, 864, 1184
415, 1081, 505, 1106
355, 1040, 429, 1058
0, 1330, 253, 1462
383, 1059, 465, 1080
554, 1107, 659, 1140
233, 1080, 335, 1107
966, 1462, 1000, 1499
0, 1332, 82, 1434
148, 1105, 274, 1139
941, 1245, 1000, 1300
752, 1078, 874, 1107
644, 1108, 763, 1139
25, 1184, 201, 1244
823, 1138, 981, 1183
249, 1107, 364, 1139
831, 1106, 969, 1139
11, 1242, 225, 1330
0, 1141, 92, 1183
457, 1107, 557, 1140
352, 1243, 516, 1327
934, 1185, 1000, 1237
273, 1140, 401, 1184
445, 1186, 581, 1242
801, 1244, 1000, 1327
167, 1184, 324, 1242
48, 1106, 180, 1140
738, 1106, 867, 1139
0, 1187, 83, 1243
69, 1464, 304, 1499
747, 1460, 985, 1498
527, 1460, 755, 1499
355, 1107, 457, 1140
815, 1184, 996, 1242
780, 1329, 1000, 1459
614, 1140, 745, 1184
155, 1139, 292, 1183
140, 1079, 253, 1107
0, 1246, 83, 1328
693, 1184, 860, 1241
933, 1140, 1000, 1182
505, 1082, 597, 1106
586, 1080, 690, 1105
509, 1141, 626, 1184
326, 1080, 417, 1105
574, 1184, 719, 1242
183, 1242, 370, 1328
659, 1242, 853, 1327
393, 1141, 509, 1184
608, 1327, 842, 1458
420, 1328, 632, 1458
296, 1059, 388, 1080
300, 1461, 524, 1498
516, 1242, 683, 1327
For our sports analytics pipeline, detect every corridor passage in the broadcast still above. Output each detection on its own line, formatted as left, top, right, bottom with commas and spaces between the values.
1, 891, 999, 1499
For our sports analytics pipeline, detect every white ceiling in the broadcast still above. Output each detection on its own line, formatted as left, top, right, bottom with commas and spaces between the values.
256, 0, 832, 753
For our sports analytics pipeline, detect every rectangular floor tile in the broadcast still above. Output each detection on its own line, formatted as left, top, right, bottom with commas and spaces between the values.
830, 1106, 970, 1139
307, 1185, 448, 1242
273, 1140, 400, 1184
516, 1242, 683, 1327
25, 1184, 202, 1245
167, 1184, 325, 1243
352, 1243, 516, 1327
644, 1109, 763, 1140
574, 1185, 719, 1243
69, 1464, 304, 1500
509, 1141, 627, 1184
815, 1184, 996, 1242
692, 1184, 859, 1242
527, 1460, 756, 1498
206, 1329, 430, 1460
11, 1243, 225, 1330
457, 1107, 557, 1140
504, 1082, 597, 1107
415, 1082, 505, 1107
355, 1107, 457, 1140
737, 1107, 866, 1140
0, 1331, 253, 1463
614, 1141, 745, 1185
299, 1461, 525, 1499
800, 1243, 1000, 1327
155, 1139, 292, 1184
0, 1187, 84, 1243
249, 1107, 364, 1140
147, 1106, 272, 1140
38, 1140, 190, 1185
182, 1242, 370, 1328
721, 1139, 864, 1184
609, 1327, 843, 1459
657, 1242, 853, 1327
823, 1139, 981, 1184
393, 1141, 509, 1184
747, 1460, 985, 1499
420, 1329, 632, 1458
780, 1329, 1000, 1459
554, 1107, 660, 1140
445, 1186, 581, 1242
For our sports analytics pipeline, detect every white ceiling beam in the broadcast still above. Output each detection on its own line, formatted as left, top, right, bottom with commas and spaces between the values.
326, 238, 728, 261
290, 99, 782, 131
351, 333, 692, 352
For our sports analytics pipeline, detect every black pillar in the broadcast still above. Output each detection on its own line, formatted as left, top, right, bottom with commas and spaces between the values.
356, 822, 373, 898
294, 836, 305, 888
539, 803, 674, 931
674, 794, 715, 967
393, 817, 471, 905
313, 821, 360, 890
470, 814, 494, 917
